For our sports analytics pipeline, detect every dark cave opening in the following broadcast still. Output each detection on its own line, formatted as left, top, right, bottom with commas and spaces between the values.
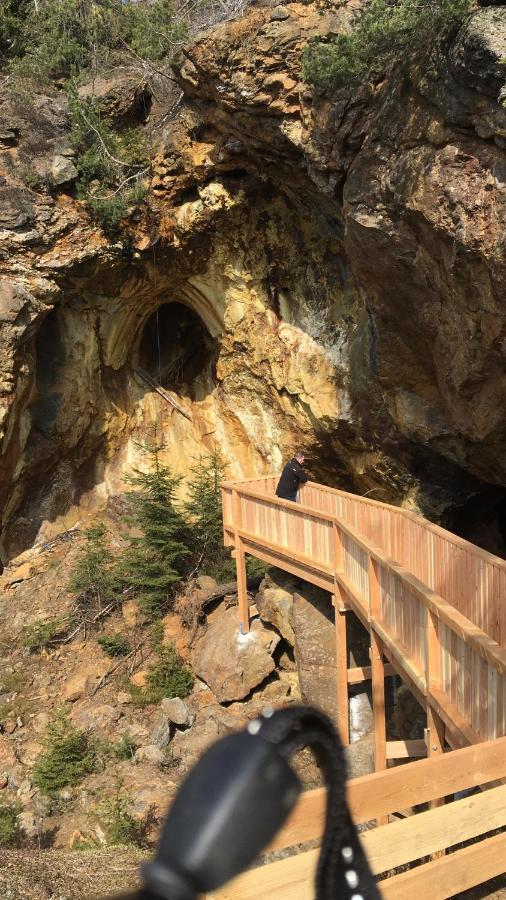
137, 302, 215, 398
444, 486, 506, 558
31, 308, 66, 435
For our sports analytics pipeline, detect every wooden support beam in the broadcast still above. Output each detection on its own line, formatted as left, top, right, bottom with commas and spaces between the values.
369, 555, 387, 817
234, 540, 249, 634
386, 740, 427, 760
427, 703, 446, 858
334, 599, 349, 746
347, 663, 395, 685
371, 627, 387, 778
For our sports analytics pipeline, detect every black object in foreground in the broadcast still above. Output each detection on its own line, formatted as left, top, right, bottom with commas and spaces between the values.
106, 706, 380, 900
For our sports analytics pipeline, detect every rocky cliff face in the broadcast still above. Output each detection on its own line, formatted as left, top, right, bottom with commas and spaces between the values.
0, 1, 505, 562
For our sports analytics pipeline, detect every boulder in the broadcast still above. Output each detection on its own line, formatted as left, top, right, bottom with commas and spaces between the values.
160, 697, 192, 727
63, 663, 105, 702
291, 586, 338, 721
171, 706, 241, 772
50, 155, 78, 186
134, 745, 165, 766
193, 607, 280, 702
0, 734, 16, 768
255, 569, 296, 644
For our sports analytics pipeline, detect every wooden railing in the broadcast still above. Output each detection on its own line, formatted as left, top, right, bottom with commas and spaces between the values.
222, 477, 506, 749
208, 735, 506, 900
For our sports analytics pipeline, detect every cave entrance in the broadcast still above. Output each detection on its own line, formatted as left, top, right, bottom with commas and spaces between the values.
137, 302, 215, 399
31, 307, 66, 435
445, 486, 506, 558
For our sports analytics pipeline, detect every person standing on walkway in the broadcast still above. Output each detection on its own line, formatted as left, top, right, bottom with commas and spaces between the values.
275, 451, 308, 502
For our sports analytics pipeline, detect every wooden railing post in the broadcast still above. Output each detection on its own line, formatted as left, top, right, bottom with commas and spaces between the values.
333, 521, 343, 575
426, 608, 445, 825
369, 555, 387, 823
232, 490, 249, 634
333, 591, 349, 746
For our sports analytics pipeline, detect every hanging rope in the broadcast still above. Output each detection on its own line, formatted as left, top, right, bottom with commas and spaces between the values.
156, 304, 162, 387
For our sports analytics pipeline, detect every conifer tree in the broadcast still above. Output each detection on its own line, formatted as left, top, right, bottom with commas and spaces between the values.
68, 522, 117, 612
120, 442, 188, 619
184, 446, 228, 574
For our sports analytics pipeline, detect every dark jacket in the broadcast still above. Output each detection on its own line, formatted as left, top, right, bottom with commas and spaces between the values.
275, 458, 308, 501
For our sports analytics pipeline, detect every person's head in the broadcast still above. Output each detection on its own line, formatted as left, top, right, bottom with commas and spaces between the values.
294, 450, 305, 464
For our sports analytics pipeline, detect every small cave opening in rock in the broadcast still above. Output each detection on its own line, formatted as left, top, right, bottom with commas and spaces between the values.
31, 307, 66, 435
137, 302, 216, 399
444, 486, 506, 558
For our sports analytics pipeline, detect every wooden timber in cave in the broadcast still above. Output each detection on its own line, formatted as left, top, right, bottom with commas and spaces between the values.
135, 367, 193, 421
219, 476, 506, 898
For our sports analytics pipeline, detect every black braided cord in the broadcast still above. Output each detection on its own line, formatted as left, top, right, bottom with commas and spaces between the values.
257, 706, 381, 900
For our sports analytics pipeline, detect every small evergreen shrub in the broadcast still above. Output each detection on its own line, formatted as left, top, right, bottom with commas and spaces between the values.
303, 0, 474, 92
21, 615, 71, 652
146, 644, 194, 701
97, 787, 142, 846
97, 634, 131, 658
119, 443, 189, 619
68, 522, 118, 612
184, 447, 229, 575
130, 644, 194, 706
0, 802, 20, 848
111, 734, 138, 761
33, 712, 97, 796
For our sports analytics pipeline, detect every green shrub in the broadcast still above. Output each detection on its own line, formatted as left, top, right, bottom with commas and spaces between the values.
97, 634, 131, 658
21, 616, 71, 652
119, 442, 189, 620
146, 645, 194, 701
5, 0, 187, 81
68, 522, 118, 612
184, 446, 230, 576
130, 644, 194, 706
111, 734, 138, 761
0, 802, 20, 848
33, 712, 97, 796
97, 786, 142, 846
303, 0, 473, 92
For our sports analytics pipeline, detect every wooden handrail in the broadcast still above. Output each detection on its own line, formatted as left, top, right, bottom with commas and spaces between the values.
225, 482, 506, 677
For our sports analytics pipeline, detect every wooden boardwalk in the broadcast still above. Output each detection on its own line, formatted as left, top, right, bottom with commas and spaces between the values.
219, 476, 506, 898
222, 477, 506, 752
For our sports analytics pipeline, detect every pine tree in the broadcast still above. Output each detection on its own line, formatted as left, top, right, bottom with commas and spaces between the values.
184, 446, 228, 574
120, 442, 189, 619
68, 522, 117, 613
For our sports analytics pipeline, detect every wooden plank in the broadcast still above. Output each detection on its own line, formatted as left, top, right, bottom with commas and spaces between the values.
361, 783, 506, 874
212, 788, 506, 900
382, 830, 506, 900
234, 537, 249, 634
335, 605, 349, 746
266, 736, 506, 853
428, 685, 481, 748
236, 527, 333, 576
347, 663, 395, 684
209, 848, 317, 899
239, 539, 335, 594
386, 740, 427, 760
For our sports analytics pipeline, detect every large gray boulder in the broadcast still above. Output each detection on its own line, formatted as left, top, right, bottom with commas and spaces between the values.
193, 607, 280, 702
255, 568, 296, 644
